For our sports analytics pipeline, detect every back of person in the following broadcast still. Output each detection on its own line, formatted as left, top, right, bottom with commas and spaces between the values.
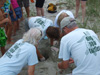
60, 28, 100, 75
54, 10, 75, 27
28, 16, 53, 38
0, 39, 38, 75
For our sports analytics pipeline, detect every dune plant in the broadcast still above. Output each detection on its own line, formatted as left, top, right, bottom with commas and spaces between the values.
65, 0, 75, 9
87, 0, 100, 17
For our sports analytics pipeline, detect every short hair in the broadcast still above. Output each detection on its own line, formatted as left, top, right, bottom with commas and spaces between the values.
46, 26, 60, 40
22, 28, 42, 45
57, 12, 69, 26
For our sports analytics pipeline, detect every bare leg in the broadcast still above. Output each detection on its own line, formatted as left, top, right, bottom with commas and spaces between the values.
7, 20, 13, 44
1, 47, 6, 56
16, 20, 19, 30
41, 8, 44, 16
75, 0, 80, 18
13, 21, 17, 36
81, 1, 86, 23
20, 8, 24, 21
36, 7, 41, 16
25, 7, 30, 17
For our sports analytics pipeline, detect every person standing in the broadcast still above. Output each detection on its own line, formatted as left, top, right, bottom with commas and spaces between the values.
9, 0, 22, 35
25, 16, 53, 60
58, 17, 100, 75
35, 0, 45, 17
1, 0, 13, 44
75, 0, 87, 23
17, 0, 30, 19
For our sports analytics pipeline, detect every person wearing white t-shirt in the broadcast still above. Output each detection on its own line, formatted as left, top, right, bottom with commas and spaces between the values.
52, 17, 100, 75
0, 28, 42, 75
25, 16, 54, 60
54, 10, 74, 27
25, 16, 53, 39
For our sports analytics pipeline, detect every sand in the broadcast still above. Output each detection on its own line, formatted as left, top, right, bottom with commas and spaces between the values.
0, 0, 100, 75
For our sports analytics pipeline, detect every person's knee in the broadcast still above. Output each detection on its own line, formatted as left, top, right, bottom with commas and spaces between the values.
81, 4, 86, 9
76, 3, 80, 7
25, 7, 29, 11
81, 1, 86, 9
76, 0, 80, 6
8, 24, 12, 30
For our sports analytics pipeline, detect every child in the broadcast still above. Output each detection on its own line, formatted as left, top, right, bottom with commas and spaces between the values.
75, 0, 87, 23
9, 0, 22, 35
17, 0, 30, 20
0, 0, 9, 55
1, 0, 13, 44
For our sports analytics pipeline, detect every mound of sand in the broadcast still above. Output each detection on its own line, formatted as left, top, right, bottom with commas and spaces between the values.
0, 0, 100, 75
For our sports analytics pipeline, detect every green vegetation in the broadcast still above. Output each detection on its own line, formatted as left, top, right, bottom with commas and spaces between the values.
76, 0, 100, 33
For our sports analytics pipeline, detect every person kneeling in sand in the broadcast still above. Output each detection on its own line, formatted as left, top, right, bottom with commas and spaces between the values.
25, 16, 56, 61
0, 28, 42, 75
48, 17, 100, 75
54, 10, 75, 27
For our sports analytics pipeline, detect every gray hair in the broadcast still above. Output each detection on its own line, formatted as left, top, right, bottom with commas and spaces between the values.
22, 28, 42, 45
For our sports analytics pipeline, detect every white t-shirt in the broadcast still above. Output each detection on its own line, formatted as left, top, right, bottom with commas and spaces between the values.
0, 39, 38, 75
28, 16, 53, 40
54, 10, 74, 27
59, 28, 100, 75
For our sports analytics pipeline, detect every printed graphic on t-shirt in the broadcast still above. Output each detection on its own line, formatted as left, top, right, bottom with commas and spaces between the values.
34, 18, 46, 28
4, 42, 24, 58
77, 31, 100, 56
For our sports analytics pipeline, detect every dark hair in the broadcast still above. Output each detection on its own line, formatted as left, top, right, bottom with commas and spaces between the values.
46, 26, 60, 40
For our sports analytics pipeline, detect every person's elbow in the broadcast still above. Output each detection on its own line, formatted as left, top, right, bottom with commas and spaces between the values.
62, 60, 69, 69
62, 64, 69, 69
28, 65, 35, 75
28, 69, 34, 75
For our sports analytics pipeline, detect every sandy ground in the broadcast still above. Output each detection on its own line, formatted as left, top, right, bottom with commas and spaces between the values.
0, 0, 100, 75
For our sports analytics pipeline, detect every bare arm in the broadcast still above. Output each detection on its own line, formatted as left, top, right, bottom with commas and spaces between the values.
28, 65, 35, 75
50, 38, 54, 46
58, 60, 69, 69
0, 18, 10, 27
10, 4, 16, 18
36, 46, 43, 59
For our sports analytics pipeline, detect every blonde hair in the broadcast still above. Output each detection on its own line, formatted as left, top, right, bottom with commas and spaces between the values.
57, 12, 69, 26
22, 28, 42, 45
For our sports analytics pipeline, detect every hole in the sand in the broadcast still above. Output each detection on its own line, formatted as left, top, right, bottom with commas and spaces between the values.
43, 53, 49, 60
38, 53, 49, 61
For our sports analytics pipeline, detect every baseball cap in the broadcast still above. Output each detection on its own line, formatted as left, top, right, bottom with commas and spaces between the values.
60, 17, 76, 30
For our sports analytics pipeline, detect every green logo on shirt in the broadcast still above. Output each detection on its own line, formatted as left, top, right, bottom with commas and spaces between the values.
77, 31, 100, 56
34, 18, 45, 28
5, 42, 24, 58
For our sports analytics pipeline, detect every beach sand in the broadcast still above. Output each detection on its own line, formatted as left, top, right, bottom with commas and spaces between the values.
0, 0, 100, 75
